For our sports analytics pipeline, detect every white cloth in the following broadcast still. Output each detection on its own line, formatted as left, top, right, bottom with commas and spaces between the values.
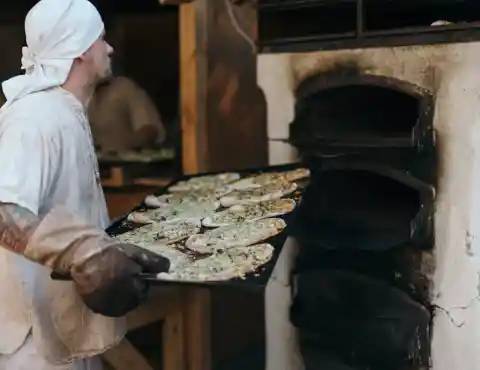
0, 335, 103, 370
1, 0, 103, 108
0, 88, 126, 365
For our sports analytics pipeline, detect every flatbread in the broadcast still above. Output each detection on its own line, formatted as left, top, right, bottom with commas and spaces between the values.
145, 190, 219, 208
157, 243, 275, 282
168, 172, 240, 192
128, 202, 220, 224
219, 181, 298, 207
283, 168, 310, 181
145, 243, 186, 260
140, 243, 193, 271
115, 219, 201, 245
202, 198, 296, 228
185, 217, 286, 253
229, 168, 310, 191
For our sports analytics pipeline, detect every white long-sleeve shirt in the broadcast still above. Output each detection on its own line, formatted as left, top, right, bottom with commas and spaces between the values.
0, 87, 125, 364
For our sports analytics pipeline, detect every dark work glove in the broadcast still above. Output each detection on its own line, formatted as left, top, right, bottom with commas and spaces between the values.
71, 243, 170, 317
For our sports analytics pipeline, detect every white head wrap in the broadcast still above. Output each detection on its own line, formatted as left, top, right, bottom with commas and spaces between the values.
1, 0, 104, 107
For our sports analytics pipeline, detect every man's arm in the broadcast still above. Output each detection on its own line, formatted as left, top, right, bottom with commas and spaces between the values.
0, 202, 113, 272
0, 201, 170, 316
0, 120, 169, 317
0, 203, 40, 255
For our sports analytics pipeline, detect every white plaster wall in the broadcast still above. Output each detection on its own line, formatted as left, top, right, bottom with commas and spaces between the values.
258, 56, 295, 140
258, 42, 480, 369
268, 140, 299, 165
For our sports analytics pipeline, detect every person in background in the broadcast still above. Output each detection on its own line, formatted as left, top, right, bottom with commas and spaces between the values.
88, 72, 166, 153
0, 0, 170, 369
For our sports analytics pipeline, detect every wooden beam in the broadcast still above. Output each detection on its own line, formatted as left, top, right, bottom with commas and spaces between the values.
179, 2, 196, 174
163, 304, 186, 370
178, 2, 267, 368
180, 1, 208, 174
183, 288, 212, 370
179, 0, 267, 174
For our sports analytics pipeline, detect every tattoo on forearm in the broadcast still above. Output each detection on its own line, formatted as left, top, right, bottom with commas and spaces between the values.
0, 203, 40, 254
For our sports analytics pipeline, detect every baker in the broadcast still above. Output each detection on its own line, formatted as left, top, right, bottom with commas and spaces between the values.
88, 73, 166, 153
0, 0, 170, 369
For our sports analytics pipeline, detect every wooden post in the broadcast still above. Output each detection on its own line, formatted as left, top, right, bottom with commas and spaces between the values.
183, 288, 212, 370
178, 2, 266, 369
179, 1, 208, 174
179, 0, 267, 174
179, 6, 212, 367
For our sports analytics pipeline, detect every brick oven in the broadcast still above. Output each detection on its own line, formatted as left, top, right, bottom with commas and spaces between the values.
259, 1, 480, 370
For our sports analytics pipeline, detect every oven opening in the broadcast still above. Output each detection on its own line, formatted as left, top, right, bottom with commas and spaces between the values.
293, 169, 424, 251
290, 83, 423, 148
291, 269, 431, 369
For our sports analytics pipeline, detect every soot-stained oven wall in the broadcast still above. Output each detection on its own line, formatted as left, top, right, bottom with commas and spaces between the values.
258, 43, 480, 369
288, 71, 436, 258
286, 63, 436, 369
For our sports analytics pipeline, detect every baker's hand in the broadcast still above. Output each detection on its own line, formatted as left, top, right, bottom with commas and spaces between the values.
71, 243, 170, 317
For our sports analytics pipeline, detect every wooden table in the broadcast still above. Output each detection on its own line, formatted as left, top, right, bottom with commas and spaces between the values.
103, 185, 212, 370
103, 287, 185, 370
183, 288, 212, 370
102, 286, 212, 370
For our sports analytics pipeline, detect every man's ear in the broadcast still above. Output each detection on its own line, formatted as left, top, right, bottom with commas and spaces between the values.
71, 55, 86, 68
77, 53, 88, 62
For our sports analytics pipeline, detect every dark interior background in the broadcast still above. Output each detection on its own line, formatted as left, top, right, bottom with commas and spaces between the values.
0, 0, 179, 125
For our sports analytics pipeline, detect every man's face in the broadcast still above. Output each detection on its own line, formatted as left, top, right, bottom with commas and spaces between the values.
83, 31, 114, 83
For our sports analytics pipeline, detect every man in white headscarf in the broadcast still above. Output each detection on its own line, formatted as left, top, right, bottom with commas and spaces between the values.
0, 0, 171, 369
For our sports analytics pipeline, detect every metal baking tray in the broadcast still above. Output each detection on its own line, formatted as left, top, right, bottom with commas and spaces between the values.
106, 162, 308, 291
